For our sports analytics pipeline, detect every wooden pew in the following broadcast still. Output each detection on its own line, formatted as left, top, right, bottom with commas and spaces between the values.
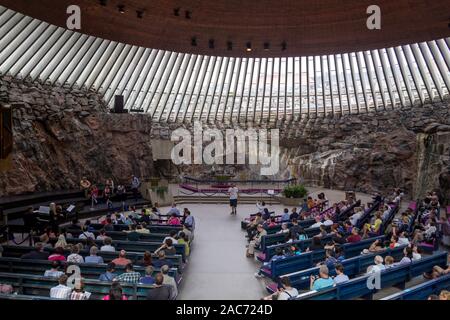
0, 272, 172, 300
0, 257, 180, 284
0, 245, 184, 272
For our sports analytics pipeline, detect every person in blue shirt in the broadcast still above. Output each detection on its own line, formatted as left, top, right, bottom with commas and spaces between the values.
139, 266, 156, 285
281, 208, 290, 222
99, 263, 118, 282
255, 248, 285, 278
310, 265, 335, 291
334, 246, 346, 263
183, 209, 195, 231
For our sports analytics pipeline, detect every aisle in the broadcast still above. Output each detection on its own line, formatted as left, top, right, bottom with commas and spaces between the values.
177, 204, 269, 300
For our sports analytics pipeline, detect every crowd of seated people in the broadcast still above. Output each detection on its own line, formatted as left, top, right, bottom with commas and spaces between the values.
246, 189, 450, 300
0, 199, 197, 300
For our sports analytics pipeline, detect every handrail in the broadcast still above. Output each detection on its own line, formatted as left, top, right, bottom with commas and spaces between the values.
182, 176, 297, 184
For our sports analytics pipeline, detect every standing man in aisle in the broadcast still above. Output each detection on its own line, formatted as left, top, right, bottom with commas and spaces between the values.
131, 175, 141, 202
228, 184, 239, 215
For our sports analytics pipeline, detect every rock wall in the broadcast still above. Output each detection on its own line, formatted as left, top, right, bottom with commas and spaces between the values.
150, 103, 450, 202
280, 103, 450, 201
0, 75, 155, 196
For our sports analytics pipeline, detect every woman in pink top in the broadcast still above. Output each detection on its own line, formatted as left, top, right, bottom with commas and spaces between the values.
102, 283, 128, 300
48, 247, 66, 262
167, 213, 181, 225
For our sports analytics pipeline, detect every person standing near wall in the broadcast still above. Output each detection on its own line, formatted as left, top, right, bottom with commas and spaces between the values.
228, 184, 239, 215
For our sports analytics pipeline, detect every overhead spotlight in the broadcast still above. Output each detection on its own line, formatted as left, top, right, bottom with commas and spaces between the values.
99, 0, 108, 6
185, 10, 192, 19
136, 10, 144, 19
263, 42, 270, 51
118, 5, 125, 13
209, 39, 215, 49
191, 36, 197, 47
281, 41, 287, 51
174, 8, 180, 16
246, 42, 252, 52
227, 41, 233, 51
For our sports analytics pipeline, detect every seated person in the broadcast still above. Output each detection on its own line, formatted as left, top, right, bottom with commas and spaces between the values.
44, 260, 64, 279
140, 266, 156, 285
161, 265, 178, 299
316, 249, 338, 269
111, 250, 132, 266
70, 280, 91, 300
99, 263, 118, 282
366, 255, 385, 273
155, 238, 176, 256
136, 251, 153, 267
277, 223, 290, 234
333, 263, 350, 284
368, 239, 384, 252
146, 273, 172, 300
163, 230, 179, 245
263, 276, 298, 300
102, 282, 128, 300
246, 224, 267, 258
254, 248, 286, 278
310, 265, 334, 291
281, 208, 290, 222
349, 207, 363, 226
153, 250, 173, 269
114, 263, 141, 284
48, 247, 66, 262
100, 237, 115, 252
310, 216, 323, 229
50, 274, 72, 299
384, 256, 395, 268
67, 245, 84, 264
85, 246, 104, 264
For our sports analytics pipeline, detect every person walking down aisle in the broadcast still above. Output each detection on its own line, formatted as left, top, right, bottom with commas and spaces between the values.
228, 184, 239, 215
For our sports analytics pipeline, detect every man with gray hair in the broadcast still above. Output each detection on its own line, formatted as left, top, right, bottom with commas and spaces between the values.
85, 246, 104, 264
161, 265, 178, 299
310, 265, 334, 291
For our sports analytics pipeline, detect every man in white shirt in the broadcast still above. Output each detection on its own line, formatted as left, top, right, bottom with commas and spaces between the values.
50, 275, 72, 300
310, 216, 323, 229
228, 184, 239, 215
333, 263, 350, 284
161, 265, 178, 300
100, 237, 116, 252
323, 214, 334, 226
367, 255, 386, 273
349, 209, 363, 226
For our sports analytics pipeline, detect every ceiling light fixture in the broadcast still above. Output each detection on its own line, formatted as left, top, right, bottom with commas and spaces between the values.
191, 37, 197, 47
99, 0, 108, 6
246, 42, 252, 52
118, 5, 125, 13
264, 42, 270, 51
174, 8, 180, 16
281, 41, 287, 51
227, 41, 233, 51
209, 39, 215, 49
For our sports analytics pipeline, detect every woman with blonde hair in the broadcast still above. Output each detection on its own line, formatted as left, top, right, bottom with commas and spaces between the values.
54, 234, 67, 249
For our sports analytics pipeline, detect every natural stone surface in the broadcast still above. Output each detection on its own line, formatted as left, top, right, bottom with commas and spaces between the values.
0, 75, 154, 196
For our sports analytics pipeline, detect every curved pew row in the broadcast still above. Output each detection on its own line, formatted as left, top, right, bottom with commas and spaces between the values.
61, 237, 187, 261
0, 245, 184, 272
260, 236, 385, 280
0, 257, 181, 285
292, 252, 448, 300
266, 244, 407, 292
0, 272, 173, 300
381, 273, 450, 300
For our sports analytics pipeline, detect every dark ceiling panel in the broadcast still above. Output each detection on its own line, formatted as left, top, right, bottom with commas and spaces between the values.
0, 0, 449, 57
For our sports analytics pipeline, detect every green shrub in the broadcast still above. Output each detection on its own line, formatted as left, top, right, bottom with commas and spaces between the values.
282, 185, 308, 199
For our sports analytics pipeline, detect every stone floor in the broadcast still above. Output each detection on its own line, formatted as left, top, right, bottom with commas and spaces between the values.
174, 187, 410, 300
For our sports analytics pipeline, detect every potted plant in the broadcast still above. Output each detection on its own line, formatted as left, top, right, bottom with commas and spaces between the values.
278, 184, 309, 206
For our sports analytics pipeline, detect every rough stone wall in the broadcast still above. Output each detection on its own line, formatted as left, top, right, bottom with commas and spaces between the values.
150, 103, 450, 201
0, 75, 154, 196
280, 103, 450, 201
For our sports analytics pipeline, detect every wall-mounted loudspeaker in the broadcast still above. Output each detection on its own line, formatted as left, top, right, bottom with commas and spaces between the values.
0, 104, 13, 159
114, 95, 127, 114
